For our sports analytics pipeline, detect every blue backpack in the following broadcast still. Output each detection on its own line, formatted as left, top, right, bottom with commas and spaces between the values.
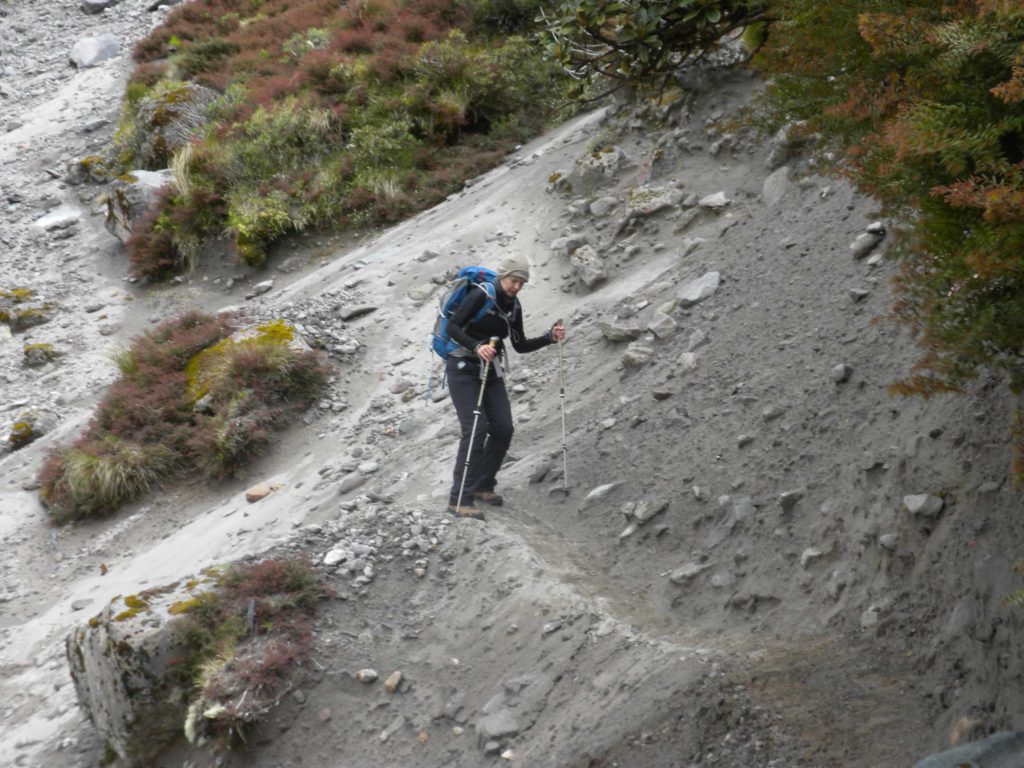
431, 266, 502, 360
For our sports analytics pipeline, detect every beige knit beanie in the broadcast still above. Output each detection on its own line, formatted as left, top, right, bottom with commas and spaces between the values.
497, 254, 530, 282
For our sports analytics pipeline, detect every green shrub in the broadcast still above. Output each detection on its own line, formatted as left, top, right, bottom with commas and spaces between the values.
116, 0, 571, 278
174, 558, 322, 748
753, 1, 1024, 480
38, 313, 330, 521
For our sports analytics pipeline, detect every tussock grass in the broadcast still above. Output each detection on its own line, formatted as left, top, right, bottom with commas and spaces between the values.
39, 313, 330, 521
174, 558, 322, 749
116, 0, 568, 278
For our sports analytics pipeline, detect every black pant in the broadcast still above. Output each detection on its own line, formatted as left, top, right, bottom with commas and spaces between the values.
447, 356, 514, 505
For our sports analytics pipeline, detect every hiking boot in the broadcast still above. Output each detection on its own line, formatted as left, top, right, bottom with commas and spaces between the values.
447, 503, 485, 521
475, 490, 504, 507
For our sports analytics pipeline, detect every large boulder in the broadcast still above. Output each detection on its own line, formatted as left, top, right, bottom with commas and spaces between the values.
105, 169, 174, 243
568, 145, 627, 194
128, 82, 219, 169
570, 245, 607, 290
67, 581, 206, 766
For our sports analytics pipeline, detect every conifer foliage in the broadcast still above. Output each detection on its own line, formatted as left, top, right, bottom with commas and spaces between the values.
754, 0, 1024, 478
546, 0, 1024, 478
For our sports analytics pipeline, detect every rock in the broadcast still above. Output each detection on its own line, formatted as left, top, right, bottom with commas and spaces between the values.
647, 312, 677, 339
35, 205, 82, 231
850, 232, 883, 260
698, 191, 730, 209
677, 352, 698, 372
879, 533, 898, 550
630, 499, 668, 524
245, 482, 272, 503
356, 669, 378, 683
861, 606, 880, 629
589, 196, 619, 217
800, 548, 823, 569
599, 320, 642, 342
912, 731, 1024, 768
762, 166, 791, 206
475, 709, 521, 744
66, 583, 206, 765
622, 342, 653, 368
339, 473, 367, 495
129, 83, 219, 168
679, 237, 704, 258
252, 280, 274, 296
737, 434, 754, 448
848, 288, 870, 302
338, 305, 377, 321
669, 562, 710, 584
677, 271, 720, 308
903, 494, 944, 518
779, 488, 804, 513
358, 461, 379, 474
105, 169, 174, 243
866, 221, 886, 236
710, 571, 735, 588
570, 245, 607, 289
81, 0, 120, 12
766, 123, 804, 170
626, 185, 684, 218
550, 233, 588, 259
7, 409, 58, 449
570, 145, 626, 193
831, 363, 853, 383
323, 548, 352, 566
943, 598, 978, 639
71, 599, 94, 611
69, 34, 120, 68
384, 670, 403, 693
581, 482, 620, 510
23, 343, 60, 368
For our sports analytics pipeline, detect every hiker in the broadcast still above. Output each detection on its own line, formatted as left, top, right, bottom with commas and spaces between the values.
445, 255, 565, 519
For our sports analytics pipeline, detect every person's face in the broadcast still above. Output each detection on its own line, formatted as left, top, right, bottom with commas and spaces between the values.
499, 276, 526, 297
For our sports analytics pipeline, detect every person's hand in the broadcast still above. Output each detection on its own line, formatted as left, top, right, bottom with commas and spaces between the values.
476, 343, 497, 363
551, 323, 566, 343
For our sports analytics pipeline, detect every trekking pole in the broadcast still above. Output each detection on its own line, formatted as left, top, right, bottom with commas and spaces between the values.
455, 337, 498, 511
556, 320, 568, 492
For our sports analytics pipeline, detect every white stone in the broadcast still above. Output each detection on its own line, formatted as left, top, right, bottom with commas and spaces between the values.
35, 206, 82, 231
903, 494, 944, 518
677, 271, 720, 308
699, 191, 730, 209
669, 562, 710, 584
70, 33, 120, 68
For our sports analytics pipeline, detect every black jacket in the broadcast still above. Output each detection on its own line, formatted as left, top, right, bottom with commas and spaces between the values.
447, 282, 552, 358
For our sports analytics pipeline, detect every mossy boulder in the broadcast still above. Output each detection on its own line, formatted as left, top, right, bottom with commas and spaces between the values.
7, 410, 58, 450
121, 82, 218, 170
67, 578, 212, 766
105, 169, 174, 243
23, 342, 61, 368
0, 288, 56, 332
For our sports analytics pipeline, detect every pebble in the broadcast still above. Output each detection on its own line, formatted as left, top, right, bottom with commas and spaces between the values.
356, 669, 378, 683
832, 364, 853, 383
